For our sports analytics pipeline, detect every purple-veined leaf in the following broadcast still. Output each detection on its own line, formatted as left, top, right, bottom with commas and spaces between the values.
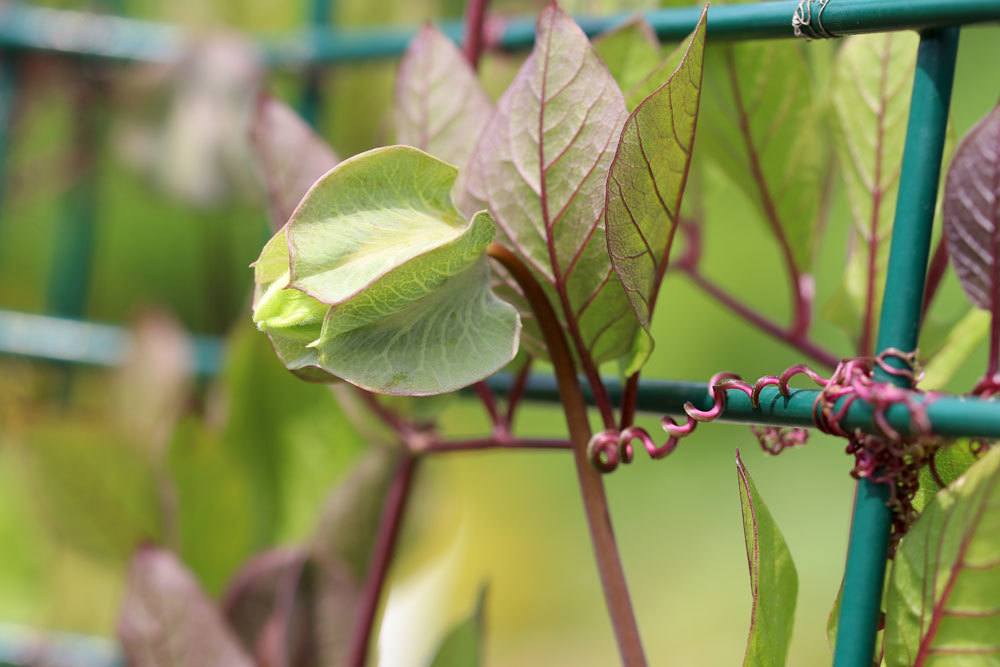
701, 39, 829, 275
460, 3, 644, 371
605, 6, 706, 326
831, 32, 917, 353
943, 102, 1000, 312
250, 94, 340, 231
118, 546, 254, 667
736, 451, 798, 667
395, 25, 493, 167
884, 445, 1000, 666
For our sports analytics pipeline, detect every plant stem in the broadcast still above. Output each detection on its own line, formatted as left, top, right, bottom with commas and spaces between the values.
346, 454, 418, 667
503, 355, 533, 428
473, 381, 503, 429
423, 437, 571, 453
922, 234, 948, 319
462, 0, 490, 68
682, 267, 840, 369
619, 372, 640, 430
488, 243, 647, 666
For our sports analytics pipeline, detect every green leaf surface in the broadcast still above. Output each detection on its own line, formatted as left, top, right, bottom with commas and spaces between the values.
594, 16, 662, 101
921, 309, 991, 391
428, 586, 489, 667
395, 25, 493, 167
831, 32, 917, 337
459, 4, 643, 371
253, 146, 520, 395
912, 440, 983, 515
14, 422, 162, 564
605, 6, 706, 327
736, 450, 798, 667
885, 445, 1000, 666
701, 40, 829, 273
119, 547, 255, 667
250, 94, 340, 230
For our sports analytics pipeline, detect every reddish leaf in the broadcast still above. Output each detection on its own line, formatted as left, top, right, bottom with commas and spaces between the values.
118, 546, 254, 667
250, 94, 340, 230
943, 103, 1000, 312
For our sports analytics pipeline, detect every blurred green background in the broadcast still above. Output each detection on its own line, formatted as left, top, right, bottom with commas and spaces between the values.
0, 0, 998, 665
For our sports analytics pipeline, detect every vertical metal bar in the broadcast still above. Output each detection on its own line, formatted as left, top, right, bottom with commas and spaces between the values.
46, 83, 100, 320
299, 0, 332, 128
832, 27, 959, 667
0, 56, 16, 244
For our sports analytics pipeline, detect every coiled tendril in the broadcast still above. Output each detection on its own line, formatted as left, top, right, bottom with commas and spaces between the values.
590, 349, 959, 545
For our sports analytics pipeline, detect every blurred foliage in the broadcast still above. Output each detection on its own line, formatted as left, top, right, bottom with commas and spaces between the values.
0, 0, 997, 666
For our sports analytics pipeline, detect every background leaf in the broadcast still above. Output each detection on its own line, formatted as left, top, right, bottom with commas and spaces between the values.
943, 102, 1000, 312
736, 450, 798, 667
831, 32, 917, 350
920, 309, 991, 391
428, 586, 489, 667
912, 440, 982, 514
118, 546, 255, 667
395, 25, 493, 168
460, 4, 641, 371
593, 16, 662, 101
701, 40, 829, 274
605, 7, 706, 327
884, 445, 1000, 666
250, 94, 340, 230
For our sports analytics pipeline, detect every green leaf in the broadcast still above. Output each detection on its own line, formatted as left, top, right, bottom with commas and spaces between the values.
912, 440, 982, 514
885, 445, 1000, 666
827, 583, 842, 651
253, 146, 520, 395
920, 309, 991, 391
428, 586, 489, 667
605, 6, 706, 327
736, 450, 798, 667
250, 94, 340, 230
119, 546, 255, 667
594, 16, 662, 101
701, 40, 829, 273
831, 32, 918, 337
395, 25, 493, 167
14, 422, 162, 564
460, 4, 643, 372
624, 35, 690, 112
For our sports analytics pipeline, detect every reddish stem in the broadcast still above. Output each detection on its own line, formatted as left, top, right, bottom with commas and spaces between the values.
473, 381, 503, 429
488, 243, 647, 666
619, 372, 640, 430
355, 388, 413, 437
682, 267, 839, 369
424, 437, 571, 453
461, 0, 490, 69
346, 454, 418, 667
503, 356, 534, 428
922, 235, 949, 319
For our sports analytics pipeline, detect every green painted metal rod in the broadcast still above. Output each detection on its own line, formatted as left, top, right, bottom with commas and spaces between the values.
0, 0, 998, 66
5, 310, 1000, 441
832, 27, 960, 667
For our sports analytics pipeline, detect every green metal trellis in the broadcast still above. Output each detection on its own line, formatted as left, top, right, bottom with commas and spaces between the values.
0, 1, 999, 666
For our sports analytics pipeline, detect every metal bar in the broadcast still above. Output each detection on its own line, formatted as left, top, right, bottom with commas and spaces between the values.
833, 27, 960, 667
298, 0, 332, 128
4, 310, 1000, 441
0, 1, 997, 66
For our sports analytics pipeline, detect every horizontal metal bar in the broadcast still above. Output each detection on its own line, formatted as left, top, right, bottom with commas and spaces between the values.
3, 309, 998, 440
1, 0, 997, 66
0, 624, 121, 667
0, 309, 221, 376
